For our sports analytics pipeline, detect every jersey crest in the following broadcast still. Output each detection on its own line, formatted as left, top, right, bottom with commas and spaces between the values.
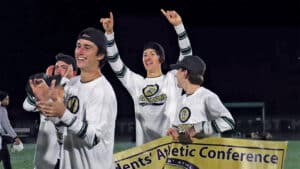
179, 107, 191, 123
139, 84, 167, 106
66, 96, 79, 114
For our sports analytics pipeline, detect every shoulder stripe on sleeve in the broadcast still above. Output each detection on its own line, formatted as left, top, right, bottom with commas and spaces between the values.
106, 39, 115, 47
93, 135, 99, 146
115, 65, 127, 78
77, 121, 88, 138
212, 120, 221, 133
221, 116, 235, 130
107, 52, 120, 63
178, 31, 187, 40
26, 96, 36, 106
180, 46, 192, 55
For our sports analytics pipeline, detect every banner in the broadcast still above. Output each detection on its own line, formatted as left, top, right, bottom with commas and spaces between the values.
114, 137, 287, 169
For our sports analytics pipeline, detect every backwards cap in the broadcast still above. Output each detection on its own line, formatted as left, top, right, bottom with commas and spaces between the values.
77, 27, 107, 68
77, 27, 107, 56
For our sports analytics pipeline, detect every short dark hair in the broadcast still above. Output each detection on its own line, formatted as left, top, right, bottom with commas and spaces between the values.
55, 53, 78, 72
187, 71, 204, 85
143, 42, 165, 63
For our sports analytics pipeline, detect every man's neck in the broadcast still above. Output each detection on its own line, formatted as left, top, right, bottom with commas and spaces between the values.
80, 69, 101, 83
146, 70, 162, 78
184, 84, 200, 95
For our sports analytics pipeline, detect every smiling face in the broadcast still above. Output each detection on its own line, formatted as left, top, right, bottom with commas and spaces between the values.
75, 39, 104, 72
142, 48, 162, 74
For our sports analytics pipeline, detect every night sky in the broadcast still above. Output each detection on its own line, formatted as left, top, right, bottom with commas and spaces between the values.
1, 0, 299, 121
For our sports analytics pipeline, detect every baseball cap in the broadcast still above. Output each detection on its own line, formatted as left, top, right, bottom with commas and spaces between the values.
0, 91, 8, 101
170, 55, 206, 75
55, 53, 77, 72
77, 27, 107, 55
143, 42, 165, 63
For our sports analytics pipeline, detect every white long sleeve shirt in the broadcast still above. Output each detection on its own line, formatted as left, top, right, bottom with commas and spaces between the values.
173, 87, 235, 137
58, 75, 117, 169
105, 23, 192, 145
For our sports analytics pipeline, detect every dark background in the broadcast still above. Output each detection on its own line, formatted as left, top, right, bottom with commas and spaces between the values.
0, 0, 299, 126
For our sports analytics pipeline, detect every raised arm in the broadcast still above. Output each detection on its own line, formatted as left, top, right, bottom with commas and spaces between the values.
161, 9, 192, 61
100, 12, 125, 76
100, 12, 144, 96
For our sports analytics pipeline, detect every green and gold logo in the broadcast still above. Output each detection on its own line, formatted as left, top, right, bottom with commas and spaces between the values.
142, 84, 159, 97
179, 107, 191, 123
66, 96, 79, 114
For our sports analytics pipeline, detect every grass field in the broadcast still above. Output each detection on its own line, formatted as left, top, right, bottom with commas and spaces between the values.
1, 141, 299, 169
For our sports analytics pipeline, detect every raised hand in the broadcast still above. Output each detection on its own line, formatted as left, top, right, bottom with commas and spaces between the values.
46, 65, 55, 76
37, 80, 66, 117
100, 12, 114, 34
29, 78, 50, 101
161, 9, 182, 26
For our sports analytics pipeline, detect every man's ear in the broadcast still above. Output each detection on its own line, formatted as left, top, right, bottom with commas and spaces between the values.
96, 54, 105, 61
184, 70, 189, 79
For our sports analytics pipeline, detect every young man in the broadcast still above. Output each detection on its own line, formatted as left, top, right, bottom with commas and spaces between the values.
100, 9, 193, 145
166, 56, 235, 141
23, 53, 77, 169
46, 53, 78, 79
30, 28, 117, 169
0, 91, 22, 169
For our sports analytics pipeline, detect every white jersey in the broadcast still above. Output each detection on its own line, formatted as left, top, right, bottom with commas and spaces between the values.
105, 23, 192, 145
23, 77, 69, 169
173, 87, 235, 137
24, 100, 61, 169
58, 75, 117, 169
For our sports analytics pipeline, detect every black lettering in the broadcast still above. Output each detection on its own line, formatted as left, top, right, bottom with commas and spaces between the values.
189, 149, 195, 157
130, 161, 139, 169
172, 147, 179, 156
232, 152, 239, 160
240, 152, 246, 161
270, 155, 278, 164
263, 154, 270, 163
199, 147, 208, 158
217, 150, 225, 159
246, 153, 253, 162
208, 150, 216, 158
123, 164, 130, 169
157, 149, 166, 160
144, 155, 152, 164
254, 153, 262, 162
138, 157, 145, 166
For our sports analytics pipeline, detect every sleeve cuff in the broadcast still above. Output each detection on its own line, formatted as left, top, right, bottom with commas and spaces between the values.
193, 122, 203, 133
174, 23, 185, 34
60, 109, 75, 125
105, 32, 115, 41
59, 109, 82, 134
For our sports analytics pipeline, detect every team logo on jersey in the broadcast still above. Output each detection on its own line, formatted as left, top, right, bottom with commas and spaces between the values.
143, 84, 159, 97
179, 107, 191, 123
164, 158, 199, 169
66, 96, 79, 114
139, 84, 167, 106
